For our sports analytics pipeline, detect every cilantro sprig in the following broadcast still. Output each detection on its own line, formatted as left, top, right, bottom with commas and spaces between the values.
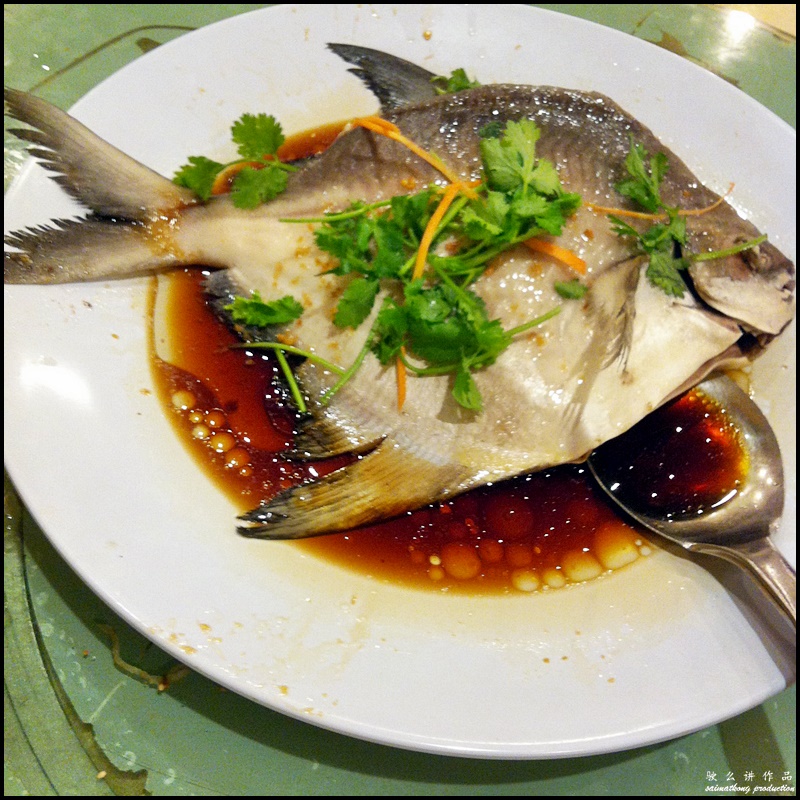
609, 210, 691, 297
173, 113, 297, 208
608, 136, 767, 297
225, 291, 304, 327
307, 119, 580, 411
230, 118, 578, 412
431, 68, 480, 95
605, 138, 691, 296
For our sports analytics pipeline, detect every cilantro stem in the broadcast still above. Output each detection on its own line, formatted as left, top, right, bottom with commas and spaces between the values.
438, 192, 472, 230
274, 347, 307, 413
320, 333, 374, 405
280, 199, 391, 225
232, 341, 346, 375
431, 226, 555, 280
263, 160, 299, 174
689, 234, 767, 263
399, 354, 458, 376
227, 156, 298, 174
506, 305, 562, 337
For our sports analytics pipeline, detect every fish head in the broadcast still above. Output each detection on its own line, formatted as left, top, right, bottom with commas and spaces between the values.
688, 227, 795, 336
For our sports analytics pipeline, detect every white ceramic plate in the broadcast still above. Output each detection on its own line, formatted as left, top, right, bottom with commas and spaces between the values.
4, 4, 796, 759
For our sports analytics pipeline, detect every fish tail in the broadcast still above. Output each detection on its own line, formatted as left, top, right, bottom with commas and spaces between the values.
4, 87, 198, 284
4, 88, 197, 218
5, 217, 182, 284
237, 437, 470, 539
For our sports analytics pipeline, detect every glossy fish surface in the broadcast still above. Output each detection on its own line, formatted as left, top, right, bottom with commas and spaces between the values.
4, 46, 795, 539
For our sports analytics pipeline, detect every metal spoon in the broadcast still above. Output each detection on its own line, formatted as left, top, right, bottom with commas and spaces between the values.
587, 373, 796, 624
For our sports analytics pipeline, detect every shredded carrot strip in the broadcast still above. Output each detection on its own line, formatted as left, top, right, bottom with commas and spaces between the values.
524, 237, 587, 275
353, 115, 400, 137
585, 183, 735, 220
395, 347, 408, 411
413, 182, 464, 280
352, 116, 478, 199
584, 203, 664, 220
678, 188, 732, 216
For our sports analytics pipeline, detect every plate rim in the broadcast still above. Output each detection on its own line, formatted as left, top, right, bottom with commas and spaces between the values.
4, 2, 796, 759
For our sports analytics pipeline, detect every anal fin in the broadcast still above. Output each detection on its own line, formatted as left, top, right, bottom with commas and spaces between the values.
238, 437, 470, 539
287, 414, 382, 460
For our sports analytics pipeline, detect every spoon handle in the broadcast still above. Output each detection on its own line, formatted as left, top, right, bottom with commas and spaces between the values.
693, 537, 796, 624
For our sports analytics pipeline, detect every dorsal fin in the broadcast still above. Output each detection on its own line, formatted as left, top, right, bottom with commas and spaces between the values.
327, 43, 439, 111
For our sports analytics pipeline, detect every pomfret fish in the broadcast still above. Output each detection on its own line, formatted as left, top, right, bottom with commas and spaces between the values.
4, 45, 795, 539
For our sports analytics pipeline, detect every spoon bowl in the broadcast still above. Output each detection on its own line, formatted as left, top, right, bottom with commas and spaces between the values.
588, 373, 796, 624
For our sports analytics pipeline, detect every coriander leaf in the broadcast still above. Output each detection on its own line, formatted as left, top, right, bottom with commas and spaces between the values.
314, 206, 373, 273
230, 165, 289, 209
646, 251, 690, 297
555, 279, 588, 299
431, 68, 480, 95
478, 121, 504, 140
529, 194, 582, 236
529, 158, 561, 196
333, 277, 380, 328
370, 216, 409, 278
371, 299, 408, 364
390, 190, 436, 241
452, 366, 483, 412
173, 156, 224, 200
402, 282, 510, 375
503, 119, 540, 182
403, 284, 468, 365
225, 292, 303, 327
509, 190, 550, 221
470, 318, 511, 368
442, 281, 490, 329
480, 119, 540, 193
550, 192, 583, 224
615, 138, 668, 213
639, 213, 686, 251
460, 192, 509, 241
608, 215, 640, 240
479, 140, 521, 192
232, 113, 285, 159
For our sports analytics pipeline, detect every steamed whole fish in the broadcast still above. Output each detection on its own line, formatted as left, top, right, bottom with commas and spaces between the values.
4, 45, 795, 540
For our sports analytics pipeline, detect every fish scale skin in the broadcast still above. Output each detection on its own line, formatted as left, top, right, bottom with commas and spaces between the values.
3, 71, 794, 538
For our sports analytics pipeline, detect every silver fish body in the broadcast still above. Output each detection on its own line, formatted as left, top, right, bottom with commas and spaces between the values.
4, 48, 795, 539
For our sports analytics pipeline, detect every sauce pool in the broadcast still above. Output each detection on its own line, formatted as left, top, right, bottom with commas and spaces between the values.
151, 268, 654, 594
589, 388, 749, 521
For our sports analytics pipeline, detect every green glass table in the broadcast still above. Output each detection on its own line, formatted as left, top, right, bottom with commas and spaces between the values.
4, 4, 795, 795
